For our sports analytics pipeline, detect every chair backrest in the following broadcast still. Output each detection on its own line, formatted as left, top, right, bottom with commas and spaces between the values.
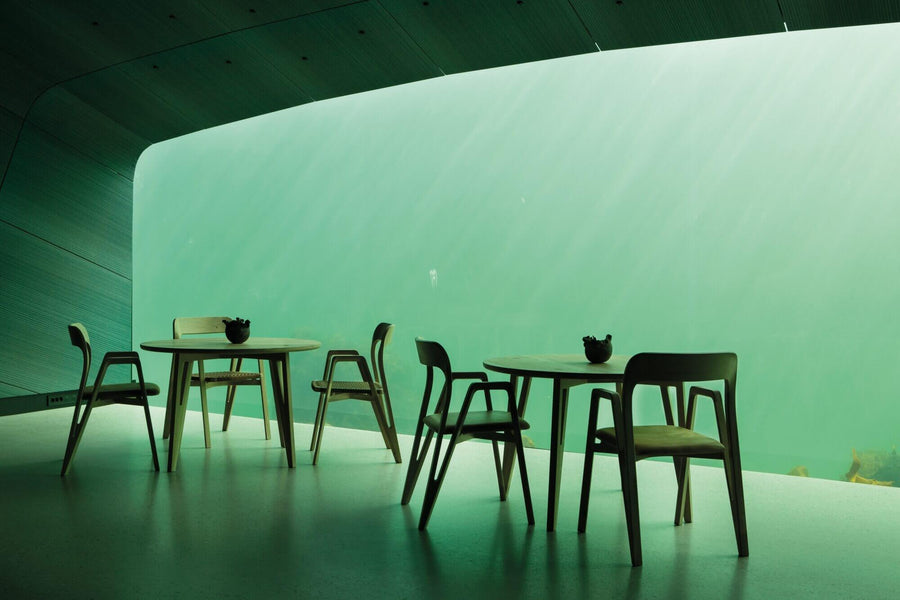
68, 323, 92, 398
370, 322, 394, 386
415, 338, 453, 415
622, 352, 737, 410
173, 316, 231, 339
415, 337, 451, 377
624, 352, 736, 386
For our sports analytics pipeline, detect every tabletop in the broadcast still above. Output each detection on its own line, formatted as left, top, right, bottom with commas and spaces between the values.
141, 338, 321, 354
483, 353, 630, 380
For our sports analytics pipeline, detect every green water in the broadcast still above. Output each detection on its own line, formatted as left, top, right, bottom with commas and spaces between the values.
133, 23, 900, 483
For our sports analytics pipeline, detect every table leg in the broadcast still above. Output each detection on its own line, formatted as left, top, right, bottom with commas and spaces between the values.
269, 354, 296, 468
501, 376, 531, 497
162, 355, 177, 440
269, 358, 286, 449
167, 355, 193, 472
547, 378, 569, 531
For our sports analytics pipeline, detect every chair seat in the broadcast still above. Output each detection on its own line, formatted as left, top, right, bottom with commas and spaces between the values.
84, 382, 160, 399
596, 425, 725, 457
311, 380, 382, 394
191, 371, 261, 384
424, 411, 530, 434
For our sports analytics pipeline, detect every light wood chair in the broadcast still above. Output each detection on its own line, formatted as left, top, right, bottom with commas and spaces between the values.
401, 338, 534, 530
578, 352, 748, 567
61, 323, 160, 476
309, 323, 401, 465
163, 316, 269, 448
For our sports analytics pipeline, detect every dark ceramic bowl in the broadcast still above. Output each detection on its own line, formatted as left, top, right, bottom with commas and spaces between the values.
225, 323, 250, 344
584, 342, 612, 364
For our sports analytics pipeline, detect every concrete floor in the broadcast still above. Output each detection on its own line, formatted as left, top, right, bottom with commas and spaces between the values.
0, 406, 897, 599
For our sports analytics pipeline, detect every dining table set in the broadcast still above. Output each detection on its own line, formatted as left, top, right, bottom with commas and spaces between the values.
134, 325, 747, 568
139, 332, 637, 532
51, 310, 749, 570
140, 336, 321, 472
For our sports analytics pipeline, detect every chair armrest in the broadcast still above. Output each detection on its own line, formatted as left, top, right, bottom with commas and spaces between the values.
324, 354, 373, 386
590, 387, 620, 404
465, 380, 517, 415
101, 351, 142, 365
687, 386, 726, 442
321, 349, 360, 377
586, 387, 624, 439
90, 351, 152, 401
456, 380, 518, 430
466, 381, 513, 392
450, 371, 488, 382
689, 386, 721, 402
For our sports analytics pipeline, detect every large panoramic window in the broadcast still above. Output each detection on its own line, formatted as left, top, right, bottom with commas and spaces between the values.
134, 23, 900, 484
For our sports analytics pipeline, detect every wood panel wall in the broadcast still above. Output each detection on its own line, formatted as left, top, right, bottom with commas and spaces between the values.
0, 104, 137, 396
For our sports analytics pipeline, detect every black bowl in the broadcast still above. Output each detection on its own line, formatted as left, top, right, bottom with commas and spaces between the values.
584, 342, 612, 364
225, 323, 250, 344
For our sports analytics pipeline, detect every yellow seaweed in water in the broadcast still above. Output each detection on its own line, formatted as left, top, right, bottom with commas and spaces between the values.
845, 448, 894, 486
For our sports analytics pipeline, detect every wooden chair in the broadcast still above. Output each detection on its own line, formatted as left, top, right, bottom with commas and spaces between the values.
401, 338, 534, 530
61, 323, 160, 476
309, 323, 401, 465
578, 352, 748, 566
163, 317, 269, 448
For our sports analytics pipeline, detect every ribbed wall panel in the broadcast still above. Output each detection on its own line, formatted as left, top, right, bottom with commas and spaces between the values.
0, 222, 131, 394
0, 124, 133, 278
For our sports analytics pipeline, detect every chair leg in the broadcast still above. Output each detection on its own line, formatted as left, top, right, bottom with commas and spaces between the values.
142, 397, 160, 472
199, 382, 211, 449
491, 440, 507, 501
610, 393, 642, 567
258, 361, 271, 440
513, 427, 535, 526
222, 384, 237, 431
61, 400, 94, 476
577, 448, 595, 533
310, 392, 326, 451
723, 449, 750, 557
619, 454, 642, 567
312, 397, 330, 465
370, 398, 391, 448
370, 397, 402, 464
674, 457, 693, 525
685, 464, 693, 523
578, 394, 601, 532
418, 432, 459, 530
380, 396, 402, 464
401, 429, 433, 505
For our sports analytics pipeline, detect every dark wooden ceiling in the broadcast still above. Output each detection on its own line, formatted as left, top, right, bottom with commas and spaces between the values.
4, 0, 900, 159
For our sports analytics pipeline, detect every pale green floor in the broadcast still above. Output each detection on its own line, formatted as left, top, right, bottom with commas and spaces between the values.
1, 406, 897, 599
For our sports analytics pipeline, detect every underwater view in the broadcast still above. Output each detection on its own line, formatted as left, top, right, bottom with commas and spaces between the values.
133, 22, 900, 485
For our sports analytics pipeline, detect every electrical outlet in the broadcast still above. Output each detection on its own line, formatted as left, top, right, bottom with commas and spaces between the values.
46, 391, 78, 409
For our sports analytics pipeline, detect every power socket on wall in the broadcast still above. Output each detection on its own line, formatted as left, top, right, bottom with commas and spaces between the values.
46, 391, 78, 408
0, 391, 79, 416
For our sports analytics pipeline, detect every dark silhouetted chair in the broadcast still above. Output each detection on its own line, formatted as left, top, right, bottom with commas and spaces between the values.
401, 338, 534, 530
310, 323, 401, 465
163, 317, 269, 448
578, 352, 748, 566
61, 323, 160, 475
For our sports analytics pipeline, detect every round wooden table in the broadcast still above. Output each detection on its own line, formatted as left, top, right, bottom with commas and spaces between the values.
141, 337, 320, 471
484, 354, 630, 531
